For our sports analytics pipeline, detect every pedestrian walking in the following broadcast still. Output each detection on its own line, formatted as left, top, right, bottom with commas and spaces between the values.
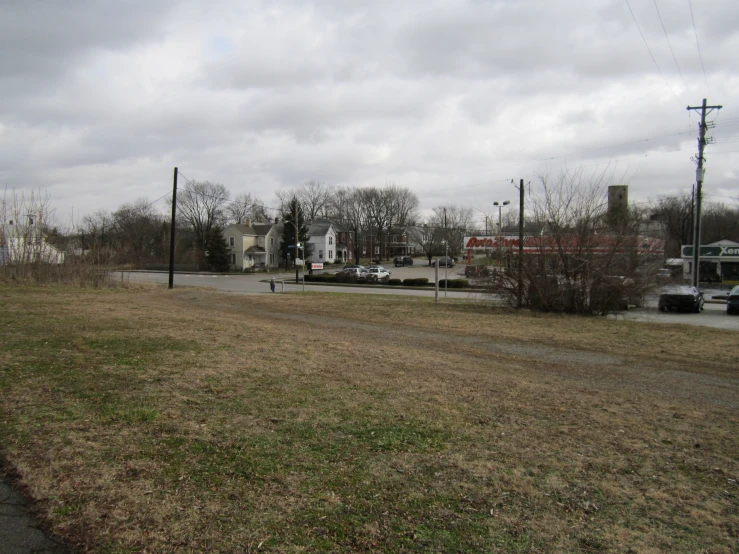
270, 277, 276, 293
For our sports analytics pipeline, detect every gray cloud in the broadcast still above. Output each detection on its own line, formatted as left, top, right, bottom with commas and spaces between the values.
0, 0, 737, 224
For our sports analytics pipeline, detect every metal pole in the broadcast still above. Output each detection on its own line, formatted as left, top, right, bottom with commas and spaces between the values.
435, 259, 439, 303
445, 241, 448, 298
497, 205, 502, 269
518, 179, 524, 309
168, 167, 178, 289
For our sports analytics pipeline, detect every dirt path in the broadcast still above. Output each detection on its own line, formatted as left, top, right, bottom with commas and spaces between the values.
172, 291, 739, 410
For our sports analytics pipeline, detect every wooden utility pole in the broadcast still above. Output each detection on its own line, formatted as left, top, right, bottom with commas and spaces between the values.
686, 99, 722, 287
516, 179, 524, 308
294, 198, 300, 283
168, 167, 178, 289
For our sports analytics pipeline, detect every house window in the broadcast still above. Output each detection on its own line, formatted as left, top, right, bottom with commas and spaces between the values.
270, 253, 274, 265
329, 236, 333, 245
270, 237, 274, 247
329, 250, 333, 259
319, 249, 323, 259
230, 253, 236, 264
229, 237, 235, 247
374, 246, 379, 255
362, 247, 366, 255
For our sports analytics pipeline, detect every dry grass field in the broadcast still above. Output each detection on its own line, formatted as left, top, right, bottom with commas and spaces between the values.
1, 284, 738, 553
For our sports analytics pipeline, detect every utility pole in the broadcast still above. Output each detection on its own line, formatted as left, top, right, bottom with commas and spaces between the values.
515, 179, 525, 308
168, 167, 178, 289
294, 197, 300, 283
686, 99, 722, 287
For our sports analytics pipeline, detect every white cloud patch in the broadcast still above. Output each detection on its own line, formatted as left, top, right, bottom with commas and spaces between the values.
0, 0, 737, 224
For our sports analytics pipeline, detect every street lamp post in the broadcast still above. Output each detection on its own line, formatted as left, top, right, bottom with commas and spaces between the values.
493, 200, 510, 269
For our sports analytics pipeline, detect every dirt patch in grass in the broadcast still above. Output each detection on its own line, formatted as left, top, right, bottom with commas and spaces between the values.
1, 285, 737, 553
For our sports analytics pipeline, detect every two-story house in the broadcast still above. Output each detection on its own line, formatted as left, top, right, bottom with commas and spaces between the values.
252, 220, 282, 269
223, 223, 264, 271
306, 220, 337, 264
333, 223, 356, 264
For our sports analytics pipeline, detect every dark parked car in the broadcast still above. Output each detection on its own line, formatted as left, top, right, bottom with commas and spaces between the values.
393, 256, 413, 267
436, 257, 455, 268
658, 286, 704, 313
727, 285, 739, 315
464, 264, 491, 278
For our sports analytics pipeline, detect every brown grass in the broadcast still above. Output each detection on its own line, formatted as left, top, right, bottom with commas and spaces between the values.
0, 285, 737, 553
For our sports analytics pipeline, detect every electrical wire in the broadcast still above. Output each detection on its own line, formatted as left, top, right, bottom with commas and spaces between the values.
624, 0, 687, 107
653, 0, 692, 98
688, 0, 711, 94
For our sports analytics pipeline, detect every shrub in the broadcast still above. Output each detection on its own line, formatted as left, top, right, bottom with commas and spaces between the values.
439, 279, 470, 289
388, 278, 402, 286
304, 273, 336, 283
335, 272, 355, 283
402, 278, 429, 287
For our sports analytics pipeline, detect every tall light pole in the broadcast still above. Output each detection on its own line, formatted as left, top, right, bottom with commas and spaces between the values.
442, 239, 448, 298
493, 201, 510, 269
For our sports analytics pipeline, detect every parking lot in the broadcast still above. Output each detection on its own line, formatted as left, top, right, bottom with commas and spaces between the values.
612, 291, 737, 330
336, 260, 469, 281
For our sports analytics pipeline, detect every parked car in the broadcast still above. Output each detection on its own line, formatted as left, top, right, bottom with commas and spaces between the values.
366, 267, 391, 283
337, 267, 367, 282
464, 264, 491, 278
369, 265, 391, 275
436, 257, 455, 268
658, 286, 704, 313
727, 285, 739, 315
393, 256, 413, 267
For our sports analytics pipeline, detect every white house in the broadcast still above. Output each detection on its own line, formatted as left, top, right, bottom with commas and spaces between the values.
1, 222, 64, 265
306, 220, 337, 264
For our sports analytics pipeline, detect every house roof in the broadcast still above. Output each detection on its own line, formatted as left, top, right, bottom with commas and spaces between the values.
252, 223, 274, 236
226, 224, 257, 236
307, 220, 334, 236
245, 246, 266, 253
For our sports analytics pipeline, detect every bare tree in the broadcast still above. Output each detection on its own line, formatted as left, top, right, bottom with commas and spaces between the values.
427, 204, 473, 257
407, 221, 445, 266
111, 198, 168, 265
1, 188, 64, 281
650, 193, 693, 258
297, 180, 334, 221
175, 181, 229, 250
226, 192, 269, 224
486, 169, 657, 315
343, 189, 369, 262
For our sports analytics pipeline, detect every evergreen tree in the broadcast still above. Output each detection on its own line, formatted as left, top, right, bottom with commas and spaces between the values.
279, 197, 312, 267
205, 226, 231, 272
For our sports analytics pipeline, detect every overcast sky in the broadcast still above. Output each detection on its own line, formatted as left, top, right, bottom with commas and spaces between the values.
2, 0, 737, 227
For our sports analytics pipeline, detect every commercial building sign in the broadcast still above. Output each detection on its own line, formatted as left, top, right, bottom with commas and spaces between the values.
681, 246, 739, 257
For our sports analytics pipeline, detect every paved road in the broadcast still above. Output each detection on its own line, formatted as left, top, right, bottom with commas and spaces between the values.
125, 271, 485, 300
125, 272, 738, 331
0, 475, 70, 553
611, 295, 738, 331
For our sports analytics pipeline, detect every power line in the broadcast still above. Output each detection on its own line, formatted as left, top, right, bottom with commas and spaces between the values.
543, 129, 696, 161
624, 0, 686, 107
653, 0, 692, 97
142, 191, 172, 210
688, 0, 711, 94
